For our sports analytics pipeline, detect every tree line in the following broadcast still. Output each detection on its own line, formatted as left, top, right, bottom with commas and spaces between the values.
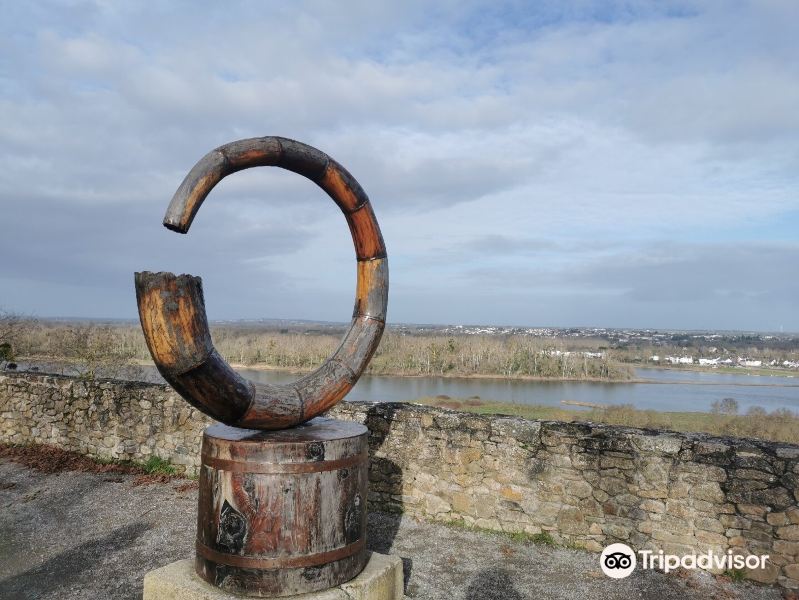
1, 316, 632, 381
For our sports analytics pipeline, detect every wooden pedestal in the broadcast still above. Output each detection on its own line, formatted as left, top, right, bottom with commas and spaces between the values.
195, 418, 369, 597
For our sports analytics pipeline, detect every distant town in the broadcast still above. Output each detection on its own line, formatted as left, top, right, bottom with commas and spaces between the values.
215, 318, 799, 373
397, 323, 799, 372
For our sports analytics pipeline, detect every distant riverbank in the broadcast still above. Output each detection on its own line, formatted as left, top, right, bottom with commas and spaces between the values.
631, 363, 798, 379
11, 355, 636, 383
225, 361, 638, 383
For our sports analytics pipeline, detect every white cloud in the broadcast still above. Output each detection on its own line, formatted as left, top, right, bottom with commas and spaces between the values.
0, 1, 796, 329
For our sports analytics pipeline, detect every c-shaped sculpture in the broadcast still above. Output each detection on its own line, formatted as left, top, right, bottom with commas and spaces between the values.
134, 137, 387, 430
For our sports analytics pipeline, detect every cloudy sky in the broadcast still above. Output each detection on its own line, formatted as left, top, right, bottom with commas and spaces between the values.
1, 1, 797, 331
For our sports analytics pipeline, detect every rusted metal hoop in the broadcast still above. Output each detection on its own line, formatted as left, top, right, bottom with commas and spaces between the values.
134, 137, 387, 430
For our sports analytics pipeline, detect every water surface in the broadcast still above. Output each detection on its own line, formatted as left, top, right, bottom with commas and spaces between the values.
235, 366, 799, 414
13, 361, 799, 414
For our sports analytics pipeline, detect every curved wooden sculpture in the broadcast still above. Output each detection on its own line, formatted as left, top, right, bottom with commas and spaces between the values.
135, 137, 387, 430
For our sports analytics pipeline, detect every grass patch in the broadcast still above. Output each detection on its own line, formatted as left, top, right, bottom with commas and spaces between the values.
414, 397, 799, 444
529, 531, 556, 546
724, 568, 747, 583
142, 455, 177, 476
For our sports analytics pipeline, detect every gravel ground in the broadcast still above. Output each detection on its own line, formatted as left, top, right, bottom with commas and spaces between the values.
0, 456, 785, 600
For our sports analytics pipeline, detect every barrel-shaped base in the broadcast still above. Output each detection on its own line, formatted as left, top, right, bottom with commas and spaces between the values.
196, 418, 369, 597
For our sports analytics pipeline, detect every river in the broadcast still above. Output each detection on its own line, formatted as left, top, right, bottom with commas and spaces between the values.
235, 366, 799, 414
11, 362, 799, 414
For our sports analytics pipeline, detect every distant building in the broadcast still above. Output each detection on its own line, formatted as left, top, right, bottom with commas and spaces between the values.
739, 359, 762, 368
666, 356, 694, 365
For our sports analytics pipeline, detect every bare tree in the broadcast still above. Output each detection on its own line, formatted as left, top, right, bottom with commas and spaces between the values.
52, 323, 143, 381
0, 309, 32, 367
711, 397, 739, 416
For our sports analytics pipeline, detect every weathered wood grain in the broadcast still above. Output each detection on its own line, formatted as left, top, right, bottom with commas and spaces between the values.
163, 151, 228, 234
346, 202, 387, 261
353, 258, 388, 322
135, 272, 254, 424
319, 160, 369, 213
237, 383, 303, 431
170, 350, 256, 425
196, 419, 368, 596
276, 137, 329, 180
295, 360, 356, 420
136, 137, 388, 431
134, 272, 213, 373
332, 316, 384, 379
224, 137, 282, 172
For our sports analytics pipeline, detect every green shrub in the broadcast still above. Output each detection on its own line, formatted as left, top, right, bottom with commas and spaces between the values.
143, 455, 176, 475
724, 569, 746, 583
530, 532, 555, 545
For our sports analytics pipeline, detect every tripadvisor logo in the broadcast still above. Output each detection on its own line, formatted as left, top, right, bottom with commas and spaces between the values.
600, 543, 770, 579
600, 543, 636, 579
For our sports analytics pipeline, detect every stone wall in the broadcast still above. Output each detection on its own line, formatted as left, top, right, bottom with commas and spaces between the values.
2, 372, 798, 589
0, 372, 211, 470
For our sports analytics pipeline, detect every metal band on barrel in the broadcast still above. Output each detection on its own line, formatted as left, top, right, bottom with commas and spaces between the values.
195, 537, 366, 570
200, 448, 368, 474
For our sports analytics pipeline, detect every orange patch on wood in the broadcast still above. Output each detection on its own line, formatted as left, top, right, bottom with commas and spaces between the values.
319, 163, 363, 212
346, 203, 386, 260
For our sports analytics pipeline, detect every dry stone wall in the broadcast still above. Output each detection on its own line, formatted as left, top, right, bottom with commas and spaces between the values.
0, 372, 211, 470
1, 372, 798, 589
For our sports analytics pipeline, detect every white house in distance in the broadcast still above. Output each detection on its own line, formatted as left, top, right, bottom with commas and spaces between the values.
665, 356, 694, 365
739, 358, 763, 368
650, 355, 795, 370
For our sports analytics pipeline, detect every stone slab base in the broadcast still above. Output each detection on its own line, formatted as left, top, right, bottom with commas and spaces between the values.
143, 553, 405, 600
